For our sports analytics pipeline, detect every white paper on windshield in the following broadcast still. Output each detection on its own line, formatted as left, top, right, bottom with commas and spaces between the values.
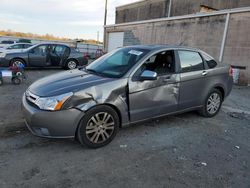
128, 50, 143, 56
1, 70, 12, 77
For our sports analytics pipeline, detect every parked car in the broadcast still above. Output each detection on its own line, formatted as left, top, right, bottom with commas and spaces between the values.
22, 45, 233, 148
0, 40, 16, 49
17, 39, 32, 44
0, 43, 33, 53
0, 43, 88, 69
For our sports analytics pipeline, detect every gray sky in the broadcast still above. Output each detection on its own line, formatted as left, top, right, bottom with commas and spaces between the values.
0, 0, 139, 41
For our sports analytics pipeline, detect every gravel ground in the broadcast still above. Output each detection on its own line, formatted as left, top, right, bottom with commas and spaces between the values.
0, 69, 249, 188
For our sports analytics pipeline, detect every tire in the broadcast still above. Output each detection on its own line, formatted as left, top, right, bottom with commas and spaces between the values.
198, 88, 222, 117
65, 60, 78, 70
10, 59, 25, 67
77, 105, 120, 148
12, 77, 21, 85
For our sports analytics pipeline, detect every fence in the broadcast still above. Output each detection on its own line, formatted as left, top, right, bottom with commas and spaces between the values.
0, 36, 103, 59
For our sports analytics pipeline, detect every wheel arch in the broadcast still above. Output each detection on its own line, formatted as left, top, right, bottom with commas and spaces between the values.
9, 57, 27, 66
103, 103, 122, 127
74, 103, 123, 139
213, 85, 225, 101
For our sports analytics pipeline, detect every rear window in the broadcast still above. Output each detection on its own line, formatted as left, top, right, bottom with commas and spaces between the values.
54, 45, 67, 55
202, 52, 217, 69
178, 50, 204, 73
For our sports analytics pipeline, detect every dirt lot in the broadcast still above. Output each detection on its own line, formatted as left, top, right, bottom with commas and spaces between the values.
0, 69, 250, 188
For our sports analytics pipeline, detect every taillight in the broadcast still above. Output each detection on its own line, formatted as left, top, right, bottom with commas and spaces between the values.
83, 53, 89, 60
229, 66, 233, 77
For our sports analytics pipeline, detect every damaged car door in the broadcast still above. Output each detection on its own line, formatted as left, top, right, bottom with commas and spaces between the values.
129, 50, 180, 122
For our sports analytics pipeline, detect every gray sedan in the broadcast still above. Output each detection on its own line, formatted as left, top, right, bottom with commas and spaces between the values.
22, 45, 233, 148
0, 43, 88, 69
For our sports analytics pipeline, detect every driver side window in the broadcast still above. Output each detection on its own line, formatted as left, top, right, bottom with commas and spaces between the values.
136, 50, 176, 77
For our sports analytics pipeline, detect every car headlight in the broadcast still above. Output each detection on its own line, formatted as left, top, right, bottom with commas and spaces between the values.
35, 92, 73, 111
0, 53, 6, 58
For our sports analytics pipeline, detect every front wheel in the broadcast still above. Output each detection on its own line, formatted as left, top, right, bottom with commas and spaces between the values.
10, 59, 25, 67
199, 89, 222, 117
77, 105, 119, 148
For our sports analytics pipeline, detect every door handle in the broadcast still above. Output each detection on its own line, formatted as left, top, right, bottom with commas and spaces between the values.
163, 76, 171, 82
202, 71, 208, 76
163, 76, 176, 84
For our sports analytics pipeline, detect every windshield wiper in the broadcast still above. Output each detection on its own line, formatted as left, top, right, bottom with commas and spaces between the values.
86, 68, 98, 74
86, 69, 106, 77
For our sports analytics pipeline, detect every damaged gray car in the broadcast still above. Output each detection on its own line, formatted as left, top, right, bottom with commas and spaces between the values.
22, 45, 233, 148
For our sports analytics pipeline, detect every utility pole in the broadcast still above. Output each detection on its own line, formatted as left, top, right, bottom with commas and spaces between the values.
97, 31, 99, 44
103, 0, 108, 51
104, 0, 108, 26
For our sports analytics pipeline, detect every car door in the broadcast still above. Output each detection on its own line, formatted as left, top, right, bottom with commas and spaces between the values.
61, 46, 70, 65
28, 44, 48, 66
48, 44, 59, 66
177, 50, 208, 110
128, 50, 180, 122
50, 45, 70, 66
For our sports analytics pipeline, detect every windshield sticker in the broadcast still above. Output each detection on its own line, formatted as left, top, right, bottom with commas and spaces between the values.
128, 50, 143, 56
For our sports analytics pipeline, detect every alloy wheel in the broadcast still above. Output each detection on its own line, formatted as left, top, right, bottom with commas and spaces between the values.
207, 93, 221, 115
67, 61, 77, 69
85, 112, 115, 144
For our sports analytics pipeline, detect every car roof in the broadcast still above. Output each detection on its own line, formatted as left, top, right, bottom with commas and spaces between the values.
33, 42, 70, 46
9, 43, 32, 45
125, 44, 200, 52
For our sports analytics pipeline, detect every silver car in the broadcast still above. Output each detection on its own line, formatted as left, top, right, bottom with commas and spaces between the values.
22, 45, 233, 148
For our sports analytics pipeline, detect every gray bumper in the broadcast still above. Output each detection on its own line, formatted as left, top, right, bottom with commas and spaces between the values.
22, 95, 84, 138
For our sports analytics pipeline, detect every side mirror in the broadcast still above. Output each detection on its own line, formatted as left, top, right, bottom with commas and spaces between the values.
140, 70, 157, 81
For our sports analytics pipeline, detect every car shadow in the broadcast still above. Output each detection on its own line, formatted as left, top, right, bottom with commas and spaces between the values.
24, 67, 63, 71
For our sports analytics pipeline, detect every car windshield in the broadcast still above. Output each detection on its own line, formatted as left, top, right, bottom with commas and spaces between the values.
86, 47, 149, 78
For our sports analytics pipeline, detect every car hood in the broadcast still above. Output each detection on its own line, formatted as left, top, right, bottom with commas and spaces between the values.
28, 69, 114, 97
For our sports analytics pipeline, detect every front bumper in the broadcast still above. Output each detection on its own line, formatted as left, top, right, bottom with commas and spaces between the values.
22, 95, 84, 138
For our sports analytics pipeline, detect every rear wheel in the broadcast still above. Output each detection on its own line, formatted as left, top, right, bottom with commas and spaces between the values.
199, 88, 222, 117
65, 60, 77, 70
77, 105, 119, 148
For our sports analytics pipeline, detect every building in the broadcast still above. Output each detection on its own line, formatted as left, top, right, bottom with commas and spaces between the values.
115, 0, 250, 23
104, 0, 250, 84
